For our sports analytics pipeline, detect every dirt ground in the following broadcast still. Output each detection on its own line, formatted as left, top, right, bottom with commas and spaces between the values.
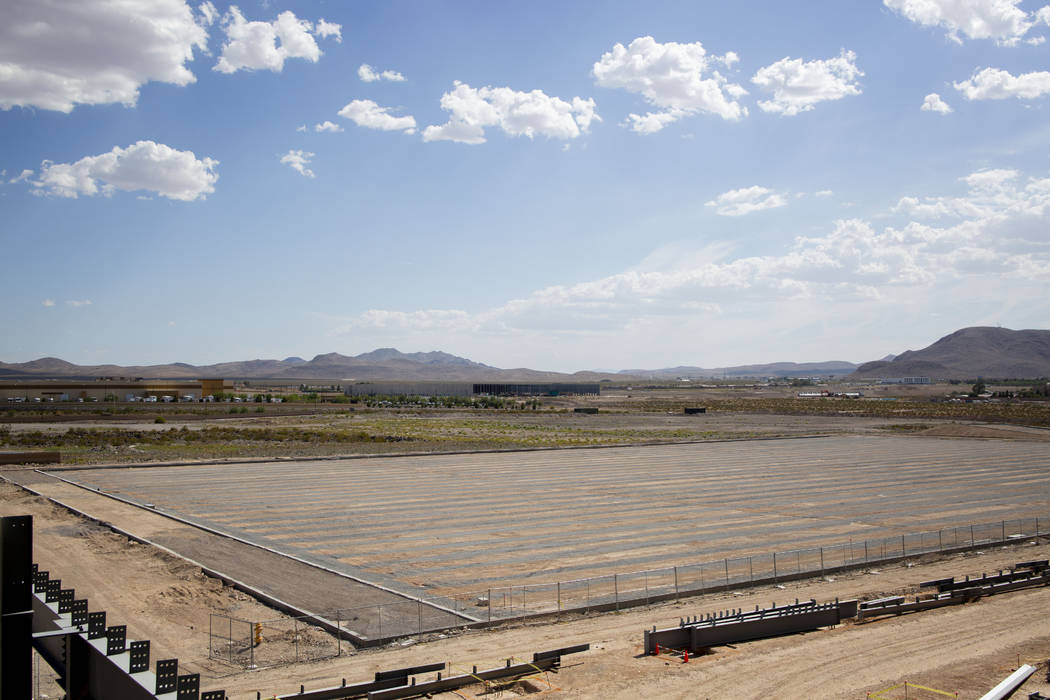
7, 477, 1050, 699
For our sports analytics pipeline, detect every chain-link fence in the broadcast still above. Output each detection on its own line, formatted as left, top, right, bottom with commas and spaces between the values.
210, 515, 1046, 668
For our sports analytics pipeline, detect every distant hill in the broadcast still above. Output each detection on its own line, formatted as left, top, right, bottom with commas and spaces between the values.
618, 361, 858, 379
0, 349, 623, 382
852, 327, 1050, 379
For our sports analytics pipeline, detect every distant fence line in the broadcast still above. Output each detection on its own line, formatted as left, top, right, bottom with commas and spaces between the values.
210, 515, 1046, 668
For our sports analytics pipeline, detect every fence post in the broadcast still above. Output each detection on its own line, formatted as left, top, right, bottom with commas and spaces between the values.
699, 564, 704, 590
229, 617, 233, 664
1002, 520, 1006, 543
901, 534, 906, 557
250, 623, 254, 670
557, 581, 562, 614
586, 579, 590, 609
749, 557, 753, 583
674, 566, 679, 602
337, 612, 341, 657
939, 529, 943, 551
487, 589, 491, 623
209, 615, 213, 660
1037, 517, 1041, 537
294, 618, 300, 664
614, 575, 619, 611
645, 571, 650, 607
819, 547, 824, 576
378, 606, 382, 641
724, 559, 729, 587
864, 540, 868, 563
773, 552, 777, 582
970, 524, 975, 547
522, 587, 526, 622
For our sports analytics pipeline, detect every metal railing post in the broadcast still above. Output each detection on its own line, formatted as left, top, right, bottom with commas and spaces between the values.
674, 566, 679, 602
819, 547, 824, 576
971, 523, 975, 546
1002, 520, 1006, 543
724, 558, 729, 587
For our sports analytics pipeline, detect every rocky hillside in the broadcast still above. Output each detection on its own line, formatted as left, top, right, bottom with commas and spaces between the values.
852, 327, 1050, 379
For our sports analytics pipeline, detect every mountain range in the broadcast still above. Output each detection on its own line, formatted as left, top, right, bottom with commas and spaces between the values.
1, 327, 1048, 382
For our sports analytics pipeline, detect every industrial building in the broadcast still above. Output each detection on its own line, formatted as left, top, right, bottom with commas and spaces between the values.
345, 381, 600, 398
0, 378, 232, 402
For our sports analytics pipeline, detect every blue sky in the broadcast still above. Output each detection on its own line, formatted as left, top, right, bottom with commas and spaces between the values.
2, 0, 1049, 371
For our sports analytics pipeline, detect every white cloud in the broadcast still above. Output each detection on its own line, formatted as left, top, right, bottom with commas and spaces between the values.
328, 164, 1050, 368
214, 7, 336, 74
705, 186, 788, 216
921, 92, 953, 113
65, 300, 92, 308
296, 124, 307, 133
314, 120, 343, 133
34, 141, 218, 201
9, 169, 33, 184
752, 50, 863, 116
280, 150, 315, 178
0, 0, 207, 112
953, 67, 1050, 100
338, 100, 416, 133
41, 299, 55, 307
358, 64, 406, 82
883, 0, 1039, 45
197, 1, 218, 26
422, 81, 598, 144
592, 36, 747, 132
314, 19, 342, 43
623, 110, 687, 135
815, 189, 834, 197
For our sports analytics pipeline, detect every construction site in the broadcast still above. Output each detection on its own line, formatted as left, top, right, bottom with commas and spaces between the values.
4, 418, 1050, 698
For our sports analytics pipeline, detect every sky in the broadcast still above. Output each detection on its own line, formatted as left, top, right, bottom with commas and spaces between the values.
2, 0, 1050, 372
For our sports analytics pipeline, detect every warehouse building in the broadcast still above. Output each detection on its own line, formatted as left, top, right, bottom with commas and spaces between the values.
345, 381, 600, 398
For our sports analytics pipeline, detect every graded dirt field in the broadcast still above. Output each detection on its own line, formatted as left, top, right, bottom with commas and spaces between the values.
47, 435, 1050, 600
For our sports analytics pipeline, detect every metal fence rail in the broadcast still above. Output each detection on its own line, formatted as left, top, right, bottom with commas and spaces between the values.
209, 515, 1047, 668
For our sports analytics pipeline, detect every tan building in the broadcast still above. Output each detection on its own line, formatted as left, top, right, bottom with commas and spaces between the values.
0, 379, 233, 402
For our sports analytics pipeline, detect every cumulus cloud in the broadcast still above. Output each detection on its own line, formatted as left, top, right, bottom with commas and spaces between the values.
9, 169, 33, 184
953, 67, 1050, 100
197, 1, 218, 26
41, 299, 55, 307
329, 165, 1050, 364
752, 50, 863, 116
280, 150, 315, 178
921, 92, 953, 113
705, 186, 788, 216
0, 0, 207, 112
33, 141, 218, 201
314, 19, 342, 42
338, 100, 416, 133
358, 64, 406, 82
815, 189, 834, 197
214, 7, 339, 73
422, 81, 598, 144
314, 120, 343, 133
592, 36, 747, 132
883, 0, 1040, 45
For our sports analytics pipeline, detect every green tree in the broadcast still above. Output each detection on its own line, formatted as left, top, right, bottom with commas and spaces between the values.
972, 378, 986, 396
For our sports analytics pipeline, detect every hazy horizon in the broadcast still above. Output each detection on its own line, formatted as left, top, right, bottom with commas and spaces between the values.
2, 1, 1048, 372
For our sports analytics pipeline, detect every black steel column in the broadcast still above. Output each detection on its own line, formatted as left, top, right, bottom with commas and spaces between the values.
1, 515, 33, 699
